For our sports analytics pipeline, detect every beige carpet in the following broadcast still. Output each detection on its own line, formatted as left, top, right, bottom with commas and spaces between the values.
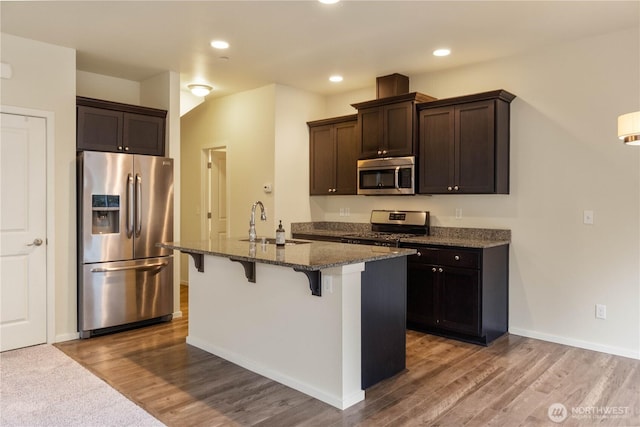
0, 344, 164, 426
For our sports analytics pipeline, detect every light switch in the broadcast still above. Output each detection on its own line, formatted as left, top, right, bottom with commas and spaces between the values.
583, 210, 594, 225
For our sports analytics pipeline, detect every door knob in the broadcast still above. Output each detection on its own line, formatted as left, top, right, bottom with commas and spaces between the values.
27, 238, 43, 247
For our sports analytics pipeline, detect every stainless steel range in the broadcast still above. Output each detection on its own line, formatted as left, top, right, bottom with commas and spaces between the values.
341, 210, 429, 247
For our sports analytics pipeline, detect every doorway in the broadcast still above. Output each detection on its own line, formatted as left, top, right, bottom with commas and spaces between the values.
205, 148, 228, 240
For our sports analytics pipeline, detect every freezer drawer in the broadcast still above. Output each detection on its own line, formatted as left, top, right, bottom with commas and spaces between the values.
79, 256, 173, 337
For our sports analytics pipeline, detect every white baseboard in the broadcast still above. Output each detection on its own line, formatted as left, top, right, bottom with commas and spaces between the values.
509, 327, 640, 360
54, 332, 79, 343
172, 310, 183, 319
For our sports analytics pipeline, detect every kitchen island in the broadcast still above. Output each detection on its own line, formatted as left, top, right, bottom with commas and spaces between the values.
159, 238, 415, 410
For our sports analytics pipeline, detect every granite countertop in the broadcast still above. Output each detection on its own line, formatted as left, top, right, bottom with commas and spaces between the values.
159, 238, 415, 271
291, 222, 511, 249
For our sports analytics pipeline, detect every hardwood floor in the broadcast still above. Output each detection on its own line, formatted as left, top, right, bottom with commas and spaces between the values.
56, 285, 640, 426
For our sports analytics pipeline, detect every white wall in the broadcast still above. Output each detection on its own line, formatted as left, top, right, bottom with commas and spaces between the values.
77, 70, 140, 104
180, 85, 277, 283
273, 84, 325, 230
1, 33, 77, 341
316, 27, 640, 358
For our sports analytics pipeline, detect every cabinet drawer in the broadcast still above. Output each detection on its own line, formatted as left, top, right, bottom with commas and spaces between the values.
406, 247, 438, 265
437, 249, 479, 269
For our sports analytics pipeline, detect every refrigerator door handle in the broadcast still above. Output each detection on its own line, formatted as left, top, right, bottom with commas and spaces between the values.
90, 261, 169, 273
127, 174, 134, 238
135, 173, 142, 237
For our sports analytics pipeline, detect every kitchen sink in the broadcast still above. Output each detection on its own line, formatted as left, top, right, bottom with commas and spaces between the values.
239, 238, 311, 245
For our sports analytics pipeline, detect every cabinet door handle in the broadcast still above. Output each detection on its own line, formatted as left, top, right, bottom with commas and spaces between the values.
454, 185, 459, 191
416, 251, 422, 257
454, 255, 460, 261
377, 150, 382, 155
382, 150, 387, 155
447, 186, 453, 191
432, 267, 436, 272
438, 268, 443, 273
118, 146, 123, 151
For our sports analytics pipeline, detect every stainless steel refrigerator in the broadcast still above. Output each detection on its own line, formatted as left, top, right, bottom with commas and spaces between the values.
77, 151, 174, 338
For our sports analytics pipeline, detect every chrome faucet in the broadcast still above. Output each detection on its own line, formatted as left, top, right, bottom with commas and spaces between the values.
248, 201, 267, 242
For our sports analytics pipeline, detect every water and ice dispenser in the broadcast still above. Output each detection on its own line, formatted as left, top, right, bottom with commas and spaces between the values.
91, 195, 120, 234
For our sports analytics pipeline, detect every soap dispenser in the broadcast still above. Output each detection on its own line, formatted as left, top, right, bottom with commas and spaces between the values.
276, 220, 286, 246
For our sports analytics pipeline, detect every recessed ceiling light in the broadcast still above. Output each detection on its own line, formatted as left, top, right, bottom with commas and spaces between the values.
188, 84, 213, 97
433, 48, 451, 57
319, 0, 340, 4
329, 75, 343, 83
210, 40, 229, 49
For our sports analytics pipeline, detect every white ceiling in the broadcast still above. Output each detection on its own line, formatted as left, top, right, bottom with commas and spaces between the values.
2, 1, 638, 99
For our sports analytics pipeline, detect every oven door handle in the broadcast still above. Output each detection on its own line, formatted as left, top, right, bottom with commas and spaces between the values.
394, 167, 400, 191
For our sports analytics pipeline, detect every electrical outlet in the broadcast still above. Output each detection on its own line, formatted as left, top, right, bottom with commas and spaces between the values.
595, 304, 606, 319
455, 208, 463, 219
345, 207, 350, 217
323, 276, 333, 293
339, 208, 344, 217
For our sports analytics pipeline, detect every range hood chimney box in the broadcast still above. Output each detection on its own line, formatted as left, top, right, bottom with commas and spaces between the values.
376, 73, 410, 99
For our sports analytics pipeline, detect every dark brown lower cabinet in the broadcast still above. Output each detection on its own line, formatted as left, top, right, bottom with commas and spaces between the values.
403, 243, 508, 345
361, 256, 407, 388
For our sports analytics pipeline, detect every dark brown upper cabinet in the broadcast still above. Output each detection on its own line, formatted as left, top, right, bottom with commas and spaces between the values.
352, 92, 436, 159
77, 97, 167, 156
417, 90, 515, 194
308, 115, 358, 195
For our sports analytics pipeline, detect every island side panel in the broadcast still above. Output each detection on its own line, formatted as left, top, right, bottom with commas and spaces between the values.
361, 256, 407, 388
186, 254, 366, 410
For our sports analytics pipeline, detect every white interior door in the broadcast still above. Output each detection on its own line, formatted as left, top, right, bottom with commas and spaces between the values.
208, 149, 227, 240
0, 112, 47, 351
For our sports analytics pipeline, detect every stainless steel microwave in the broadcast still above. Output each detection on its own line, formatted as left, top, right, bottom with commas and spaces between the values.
357, 156, 415, 195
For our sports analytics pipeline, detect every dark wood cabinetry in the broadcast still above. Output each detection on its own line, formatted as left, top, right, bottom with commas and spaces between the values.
77, 97, 167, 156
361, 256, 407, 388
352, 92, 436, 159
308, 115, 358, 195
417, 90, 515, 194
402, 243, 508, 345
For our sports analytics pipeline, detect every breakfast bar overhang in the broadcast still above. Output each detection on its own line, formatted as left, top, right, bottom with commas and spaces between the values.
159, 238, 415, 410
